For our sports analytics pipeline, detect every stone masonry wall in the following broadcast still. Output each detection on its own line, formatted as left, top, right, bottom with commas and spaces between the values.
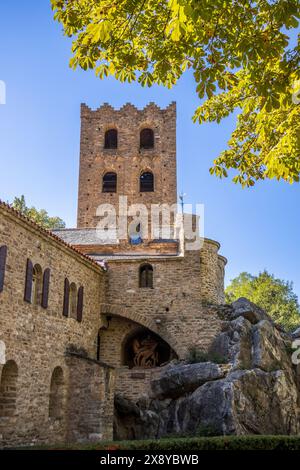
98, 238, 225, 404
66, 355, 115, 443
115, 366, 168, 402
0, 205, 113, 447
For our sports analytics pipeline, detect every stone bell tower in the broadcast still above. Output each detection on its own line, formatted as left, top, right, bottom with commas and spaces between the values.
77, 102, 177, 229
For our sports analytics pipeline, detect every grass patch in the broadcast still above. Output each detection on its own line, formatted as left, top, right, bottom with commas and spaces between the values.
16, 435, 300, 451
186, 347, 226, 364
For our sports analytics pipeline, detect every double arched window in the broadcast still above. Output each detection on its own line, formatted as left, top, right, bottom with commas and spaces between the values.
62, 279, 84, 322
104, 128, 154, 149
140, 128, 154, 149
101, 171, 154, 193
139, 264, 153, 288
140, 171, 154, 192
103, 172, 117, 193
104, 129, 118, 149
24, 260, 50, 308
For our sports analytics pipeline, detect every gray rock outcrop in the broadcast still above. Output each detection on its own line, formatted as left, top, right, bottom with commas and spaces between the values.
114, 298, 300, 440
150, 362, 224, 399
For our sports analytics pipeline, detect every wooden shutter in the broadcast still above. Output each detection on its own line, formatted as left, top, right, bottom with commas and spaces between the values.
24, 258, 33, 303
77, 286, 84, 322
63, 278, 70, 317
0, 246, 7, 293
41, 268, 50, 309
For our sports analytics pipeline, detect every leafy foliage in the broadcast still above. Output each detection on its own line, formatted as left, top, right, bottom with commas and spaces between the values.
11, 195, 66, 230
28, 435, 300, 451
226, 270, 300, 330
51, 0, 300, 186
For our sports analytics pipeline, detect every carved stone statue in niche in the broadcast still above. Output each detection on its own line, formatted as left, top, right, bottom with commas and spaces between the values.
132, 336, 159, 368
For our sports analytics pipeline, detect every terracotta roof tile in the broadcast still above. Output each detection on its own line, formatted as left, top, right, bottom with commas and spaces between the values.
0, 200, 106, 272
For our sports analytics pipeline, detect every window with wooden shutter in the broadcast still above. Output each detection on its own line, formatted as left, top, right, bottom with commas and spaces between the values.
77, 286, 84, 322
41, 268, 50, 309
69, 283, 77, 319
24, 259, 33, 303
0, 246, 7, 293
32, 264, 43, 306
63, 278, 70, 317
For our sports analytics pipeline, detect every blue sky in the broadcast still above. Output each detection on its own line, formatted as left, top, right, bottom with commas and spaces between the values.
0, 1, 300, 297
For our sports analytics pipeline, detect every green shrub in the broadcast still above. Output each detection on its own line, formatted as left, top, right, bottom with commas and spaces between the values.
195, 424, 220, 437
105, 436, 300, 451
19, 435, 300, 451
186, 347, 209, 364
186, 347, 226, 365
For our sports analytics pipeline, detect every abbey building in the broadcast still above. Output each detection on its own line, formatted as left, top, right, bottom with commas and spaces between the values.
0, 102, 226, 446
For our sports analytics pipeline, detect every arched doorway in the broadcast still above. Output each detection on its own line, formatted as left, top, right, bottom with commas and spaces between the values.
0, 360, 18, 418
49, 366, 65, 420
122, 327, 177, 369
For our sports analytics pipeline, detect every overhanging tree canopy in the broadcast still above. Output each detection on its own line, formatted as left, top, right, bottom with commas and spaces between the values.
226, 270, 300, 330
11, 196, 66, 230
51, 0, 300, 186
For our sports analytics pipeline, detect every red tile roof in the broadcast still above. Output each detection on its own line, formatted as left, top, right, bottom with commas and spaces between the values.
0, 200, 105, 272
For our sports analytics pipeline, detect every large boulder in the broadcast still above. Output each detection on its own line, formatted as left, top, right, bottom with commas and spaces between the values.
114, 394, 161, 441
209, 316, 252, 369
174, 368, 299, 436
252, 320, 292, 372
292, 326, 300, 339
230, 298, 270, 324
150, 362, 224, 399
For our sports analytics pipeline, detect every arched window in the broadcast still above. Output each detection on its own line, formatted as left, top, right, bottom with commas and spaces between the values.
32, 264, 43, 306
104, 129, 118, 149
140, 128, 154, 149
140, 171, 154, 192
69, 283, 77, 319
24, 261, 50, 308
139, 264, 153, 288
49, 367, 65, 419
0, 360, 18, 418
103, 172, 117, 193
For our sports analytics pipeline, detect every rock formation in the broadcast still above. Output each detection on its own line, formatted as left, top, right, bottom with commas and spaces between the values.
114, 298, 300, 439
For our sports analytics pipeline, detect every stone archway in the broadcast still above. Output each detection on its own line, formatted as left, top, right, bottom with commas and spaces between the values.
100, 303, 183, 358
